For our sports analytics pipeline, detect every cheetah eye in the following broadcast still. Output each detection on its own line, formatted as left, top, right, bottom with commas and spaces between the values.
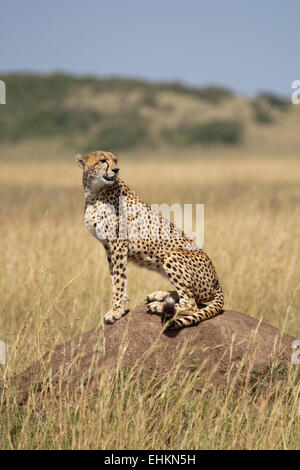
100, 159, 106, 163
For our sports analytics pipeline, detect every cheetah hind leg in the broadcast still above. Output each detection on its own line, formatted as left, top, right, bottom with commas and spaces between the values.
162, 297, 197, 325
163, 285, 224, 329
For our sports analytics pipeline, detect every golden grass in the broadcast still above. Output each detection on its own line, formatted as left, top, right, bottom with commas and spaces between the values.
1, 352, 299, 450
0, 152, 299, 449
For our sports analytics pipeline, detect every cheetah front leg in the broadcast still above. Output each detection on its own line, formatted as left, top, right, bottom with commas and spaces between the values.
103, 240, 129, 324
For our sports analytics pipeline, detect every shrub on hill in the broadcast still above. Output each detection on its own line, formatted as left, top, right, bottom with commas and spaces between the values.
84, 115, 150, 151
163, 120, 243, 146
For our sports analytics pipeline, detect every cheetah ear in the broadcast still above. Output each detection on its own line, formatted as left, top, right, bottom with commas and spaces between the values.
75, 153, 87, 169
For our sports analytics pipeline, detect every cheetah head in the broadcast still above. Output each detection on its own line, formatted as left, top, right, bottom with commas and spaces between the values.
75, 150, 119, 189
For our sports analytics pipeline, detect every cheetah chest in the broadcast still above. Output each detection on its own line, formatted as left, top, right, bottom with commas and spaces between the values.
84, 202, 117, 240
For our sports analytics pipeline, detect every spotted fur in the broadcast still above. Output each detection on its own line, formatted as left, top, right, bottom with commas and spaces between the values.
76, 150, 224, 329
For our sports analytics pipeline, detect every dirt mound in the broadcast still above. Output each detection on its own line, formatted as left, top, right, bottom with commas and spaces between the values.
10, 305, 295, 404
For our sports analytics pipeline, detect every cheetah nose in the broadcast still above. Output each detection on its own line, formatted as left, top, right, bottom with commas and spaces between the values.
112, 168, 119, 174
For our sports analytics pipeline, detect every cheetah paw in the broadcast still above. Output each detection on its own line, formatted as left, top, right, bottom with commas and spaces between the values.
146, 301, 164, 315
146, 290, 172, 304
104, 308, 127, 324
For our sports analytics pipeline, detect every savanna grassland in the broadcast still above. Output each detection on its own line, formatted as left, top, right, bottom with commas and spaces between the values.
0, 74, 299, 449
0, 151, 299, 449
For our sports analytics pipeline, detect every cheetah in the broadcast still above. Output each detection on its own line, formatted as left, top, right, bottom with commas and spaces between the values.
75, 150, 224, 329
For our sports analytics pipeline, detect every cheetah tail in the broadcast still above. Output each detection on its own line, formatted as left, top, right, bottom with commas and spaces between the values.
163, 284, 224, 330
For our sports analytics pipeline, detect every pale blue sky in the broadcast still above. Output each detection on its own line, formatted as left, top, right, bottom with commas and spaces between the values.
1, 0, 299, 95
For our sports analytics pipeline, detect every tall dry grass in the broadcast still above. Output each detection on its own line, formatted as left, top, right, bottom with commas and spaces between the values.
0, 152, 299, 449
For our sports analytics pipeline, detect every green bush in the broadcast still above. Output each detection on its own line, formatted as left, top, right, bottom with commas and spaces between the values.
85, 116, 150, 151
78, 77, 232, 103
151, 83, 232, 103
253, 92, 290, 112
2, 73, 81, 109
140, 90, 158, 108
0, 108, 101, 141
163, 120, 243, 146
252, 105, 274, 124
193, 86, 233, 103
0, 73, 103, 141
